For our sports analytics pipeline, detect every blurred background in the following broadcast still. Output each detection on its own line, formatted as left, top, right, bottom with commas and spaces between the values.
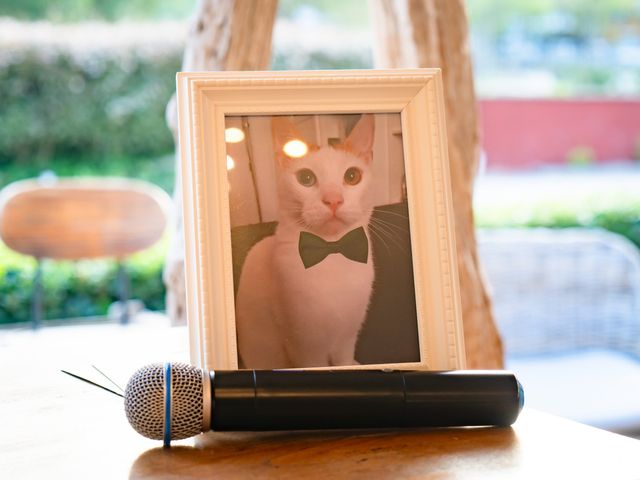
1, 0, 639, 436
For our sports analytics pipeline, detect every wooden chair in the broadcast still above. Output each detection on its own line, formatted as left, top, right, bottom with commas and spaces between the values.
0, 177, 171, 326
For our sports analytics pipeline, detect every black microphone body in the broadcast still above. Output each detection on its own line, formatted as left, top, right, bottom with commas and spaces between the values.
212, 369, 523, 431
124, 364, 524, 443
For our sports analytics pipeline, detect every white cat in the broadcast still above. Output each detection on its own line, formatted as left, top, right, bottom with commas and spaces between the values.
236, 114, 376, 368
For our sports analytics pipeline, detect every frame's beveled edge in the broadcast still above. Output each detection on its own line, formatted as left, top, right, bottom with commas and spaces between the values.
188, 84, 213, 368
199, 95, 240, 370
400, 76, 466, 371
175, 72, 205, 367
180, 68, 441, 83
177, 68, 465, 371
422, 74, 466, 369
431, 73, 467, 369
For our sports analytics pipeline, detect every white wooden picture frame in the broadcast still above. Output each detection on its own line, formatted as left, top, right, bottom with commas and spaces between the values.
177, 69, 466, 371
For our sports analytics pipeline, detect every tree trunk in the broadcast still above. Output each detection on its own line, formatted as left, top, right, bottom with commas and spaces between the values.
370, 0, 504, 368
164, 0, 278, 326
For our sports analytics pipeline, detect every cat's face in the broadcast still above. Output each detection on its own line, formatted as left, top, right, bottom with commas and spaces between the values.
273, 115, 375, 238
278, 146, 374, 237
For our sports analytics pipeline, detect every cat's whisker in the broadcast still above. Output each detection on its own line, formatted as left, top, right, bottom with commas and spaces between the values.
369, 224, 403, 253
368, 219, 411, 257
374, 208, 410, 220
370, 218, 411, 247
368, 222, 399, 253
284, 205, 313, 230
370, 225, 409, 259
373, 210, 409, 232
299, 220, 313, 230
369, 216, 406, 236
369, 219, 412, 251
370, 215, 411, 234
367, 224, 393, 256
294, 215, 313, 231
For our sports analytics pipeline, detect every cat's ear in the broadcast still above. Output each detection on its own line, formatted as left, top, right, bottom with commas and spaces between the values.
272, 116, 306, 166
344, 114, 375, 164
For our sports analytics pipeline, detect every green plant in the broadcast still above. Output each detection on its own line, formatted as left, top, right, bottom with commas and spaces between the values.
272, 49, 372, 71
0, 238, 167, 324
0, 48, 180, 166
0, 0, 192, 21
0, 154, 175, 192
565, 146, 596, 167
476, 195, 640, 249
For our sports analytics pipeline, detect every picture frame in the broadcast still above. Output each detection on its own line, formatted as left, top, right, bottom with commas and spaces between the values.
176, 69, 466, 372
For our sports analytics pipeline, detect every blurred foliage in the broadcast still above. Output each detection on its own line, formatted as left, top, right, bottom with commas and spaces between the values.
467, 0, 640, 41
468, 0, 640, 96
565, 146, 596, 166
0, 49, 180, 167
553, 65, 617, 96
0, 154, 175, 193
476, 195, 640, 249
2, 0, 370, 25
0, 238, 167, 324
272, 49, 371, 71
278, 0, 369, 27
3, 1, 639, 98
0, 0, 193, 21
3, 0, 636, 32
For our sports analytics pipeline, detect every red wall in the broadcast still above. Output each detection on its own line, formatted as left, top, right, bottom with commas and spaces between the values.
478, 99, 640, 169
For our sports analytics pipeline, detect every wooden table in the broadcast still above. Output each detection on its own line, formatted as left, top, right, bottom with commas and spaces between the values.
2, 319, 640, 479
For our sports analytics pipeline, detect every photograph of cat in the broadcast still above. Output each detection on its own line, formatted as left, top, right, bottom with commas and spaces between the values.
226, 113, 420, 369
235, 114, 375, 368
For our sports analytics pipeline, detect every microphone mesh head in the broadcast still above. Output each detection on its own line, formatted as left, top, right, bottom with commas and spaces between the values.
124, 363, 204, 440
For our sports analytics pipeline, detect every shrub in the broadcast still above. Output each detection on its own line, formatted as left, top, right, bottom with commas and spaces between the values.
476, 195, 640, 249
565, 146, 596, 167
0, 238, 167, 324
0, 41, 181, 166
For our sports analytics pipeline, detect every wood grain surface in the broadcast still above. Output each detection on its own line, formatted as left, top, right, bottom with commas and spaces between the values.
0, 178, 170, 259
2, 320, 639, 479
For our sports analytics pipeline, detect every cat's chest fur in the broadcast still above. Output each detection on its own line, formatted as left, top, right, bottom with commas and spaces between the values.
272, 229, 374, 327
235, 225, 375, 368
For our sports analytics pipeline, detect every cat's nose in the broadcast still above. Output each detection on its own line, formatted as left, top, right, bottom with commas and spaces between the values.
322, 194, 344, 214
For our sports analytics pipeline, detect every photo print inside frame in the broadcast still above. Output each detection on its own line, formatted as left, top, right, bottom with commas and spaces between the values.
225, 113, 420, 369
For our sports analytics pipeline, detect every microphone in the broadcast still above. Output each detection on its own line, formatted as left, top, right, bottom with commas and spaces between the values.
124, 363, 524, 446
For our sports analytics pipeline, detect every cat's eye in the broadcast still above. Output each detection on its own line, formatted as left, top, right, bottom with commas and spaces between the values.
296, 168, 317, 187
344, 167, 362, 185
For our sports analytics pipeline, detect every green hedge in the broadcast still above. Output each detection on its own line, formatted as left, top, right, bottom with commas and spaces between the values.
0, 239, 166, 324
475, 195, 640, 249
0, 153, 176, 197
0, 47, 180, 166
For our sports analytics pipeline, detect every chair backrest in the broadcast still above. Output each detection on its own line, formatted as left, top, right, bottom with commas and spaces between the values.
0, 177, 172, 260
478, 228, 640, 358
